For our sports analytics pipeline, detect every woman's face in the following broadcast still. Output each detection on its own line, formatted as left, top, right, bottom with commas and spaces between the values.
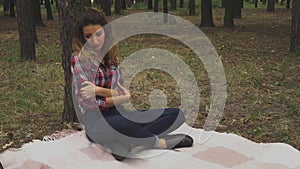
83, 24, 105, 51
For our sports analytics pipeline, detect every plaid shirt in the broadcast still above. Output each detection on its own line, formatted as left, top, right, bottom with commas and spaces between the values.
71, 54, 125, 115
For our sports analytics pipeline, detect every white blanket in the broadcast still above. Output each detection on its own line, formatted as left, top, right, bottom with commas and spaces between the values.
1, 123, 300, 169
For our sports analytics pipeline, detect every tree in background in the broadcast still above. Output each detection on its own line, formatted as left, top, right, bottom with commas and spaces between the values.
267, 0, 275, 12
154, 0, 158, 12
148, 0, 153, 9
58, 0, 84, 122
200, 0, 215, 27
45, 0, 54, 20
223, 0, 234, 27
103, 0, 112, 16
179, 0, 184, 8
290, 0, 300, 52
188, 0, 196, 15
115, 0, 122, 14
15, 0, 36, 60
170, 0, 177, 11
9, 0, 15, 17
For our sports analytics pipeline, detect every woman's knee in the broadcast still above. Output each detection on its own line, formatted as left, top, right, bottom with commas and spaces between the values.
166, 108, 185, 124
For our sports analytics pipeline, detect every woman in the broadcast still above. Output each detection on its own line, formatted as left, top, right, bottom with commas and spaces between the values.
71, 8, 193, 161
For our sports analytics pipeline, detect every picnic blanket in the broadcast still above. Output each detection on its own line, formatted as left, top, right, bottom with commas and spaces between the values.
1, 123, 300, 169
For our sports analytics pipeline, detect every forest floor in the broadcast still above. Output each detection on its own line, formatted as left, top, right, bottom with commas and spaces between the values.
0, 7, 299, 152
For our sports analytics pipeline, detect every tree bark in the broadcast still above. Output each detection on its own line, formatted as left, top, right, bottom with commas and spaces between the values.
223, 0, 234, 27
9, 0, 15, 17
3, 0, 9, 16
179, 0, 184, 8
103, 0, 112, 16
267, 0, 275, 12
287, 0, 290, 8
148, 0, 153, 9
254, 0, 258, 8
154, 0, 158, 12
188, 0, 196, 15
200, 0, 215, 27
233, 0, 242, 18
84, 0, 91, 7
170, 0, 176, 10
15, 0, 36, 60
115, 0, 122, 14
290, 0, 300, 52
163, 0, 168, 23
45, 0, 53, 20
32, 0, 45, 26
122, 0, 127, 9
58, 0, 84, 122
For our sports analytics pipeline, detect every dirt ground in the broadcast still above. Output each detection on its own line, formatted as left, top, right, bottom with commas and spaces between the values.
0, 7, 299, 152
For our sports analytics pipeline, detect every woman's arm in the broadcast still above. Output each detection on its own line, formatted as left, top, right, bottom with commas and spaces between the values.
105, 86, 131, 108
80, 81, 119, 99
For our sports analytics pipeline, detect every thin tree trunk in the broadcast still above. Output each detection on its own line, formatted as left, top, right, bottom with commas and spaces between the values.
122, 0, 126, 9
148, 0, 153, 9
9, 0, 15, 17
3, 0, 9, 16
115, 0, 121, 14
200, 0, 215, 27
154, 0, 158, 12
287, 0, 290, 8
290, 0, 300, 52
45, 0, 53, 20
15, 0, 36, 60
170, 0, 176, 10
179, 0, 184, 8
267, 0, 275, 12
103, 0, 112, 16
254, 0, 258, 8
188, 0, 196, 15
163, 0, 168, 23
223, 0, 234, 27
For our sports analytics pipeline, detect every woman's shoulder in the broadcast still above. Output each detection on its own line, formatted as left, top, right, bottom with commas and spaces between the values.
71, 52, 80, 63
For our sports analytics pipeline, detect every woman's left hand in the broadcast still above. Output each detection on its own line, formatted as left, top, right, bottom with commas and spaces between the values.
80, 81, 96, 99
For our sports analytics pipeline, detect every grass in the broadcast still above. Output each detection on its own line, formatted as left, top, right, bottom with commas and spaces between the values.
0, 1, 299, 152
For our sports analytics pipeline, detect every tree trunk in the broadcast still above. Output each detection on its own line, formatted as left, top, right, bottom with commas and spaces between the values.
188, 0, 196, 15
15, 0, 36, 60
290, 0, 300, 52
154, 0, 158, 12
122, 0, 126, 9
45, 0, 53, 20
267, 0, 275, 12
200, 0, 215, 27
57, 0, 84, 122
115, 0, 121, 14
9, 0, 15, 17
40, 0, 44, 5
287, 0, 290, 8
254, 0, 258, 8
223, 0, 234, 27
179, 0, 184, 8
222, 0, 226, 8
233, 0, 242, 18
32, 0, 45, 26
170, 0, 176, 10
3, 0, 9, 16
103, 0, 112, 16
262, 0, 266, 4
148, 0, 153, 9
84, 0, 91, 7
163, 0, 168, 23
